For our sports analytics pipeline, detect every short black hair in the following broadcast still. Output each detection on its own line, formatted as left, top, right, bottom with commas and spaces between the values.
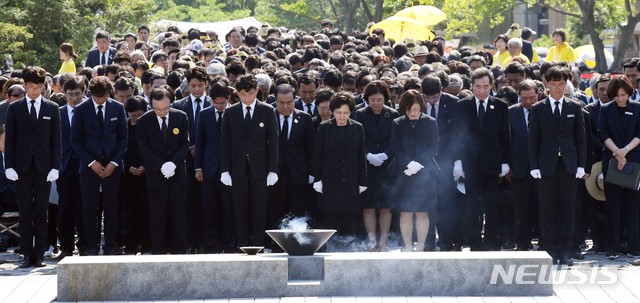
209, 81, 231, 99
421, 75, 442, 96
114, 77, 136, 92
22, 66, 46, 84
125, 95, 147, 112
89, 76, 113, 97
96, 31, 111, 41
329, 91, 355, 111
185, 66, 208, 83
471, 67, 494, 85
235, 74, 257, 92
63, 75, 86, 92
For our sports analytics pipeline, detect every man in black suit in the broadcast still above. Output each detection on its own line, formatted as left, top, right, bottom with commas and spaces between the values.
171, 66, 211, 252
508, 79, 539, 251
0, 126, 17, 217
137, 87, 190, 254
452, 67, 510, 251
269, 84, 314, 232
4, 67, 61, 268
421, 75, 460, 251
85, 31, 115, 68
220, 74, 279, 247
529, 66, 587, 265
295, 74, 319, 117
194, 81, 235, 253
56, 76, 86, 258
71, 76, 127, 255
582, 73, 611, 252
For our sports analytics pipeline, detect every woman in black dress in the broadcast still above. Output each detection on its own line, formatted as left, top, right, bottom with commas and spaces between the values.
354, 81, 400, 251
388, 90, 439, 251
599, 75, 640, 259
313, 91, 367, 245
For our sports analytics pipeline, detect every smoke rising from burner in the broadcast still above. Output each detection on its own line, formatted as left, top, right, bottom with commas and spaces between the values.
279, 214, 312, 245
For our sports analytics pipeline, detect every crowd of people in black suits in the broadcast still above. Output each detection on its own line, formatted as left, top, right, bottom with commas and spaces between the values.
1, 22, 640, 268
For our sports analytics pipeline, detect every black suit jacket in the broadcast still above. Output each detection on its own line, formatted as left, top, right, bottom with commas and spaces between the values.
71, 98, 128, 174
60, 105, 74, 174
598, 101, 640, 165
453, 96, 510, 176
313, 118, 367, 213
582, 109, 595, 173
171, 95, 212, 145
433, 93, 458, 165
388, 114, 439, 174
194, 106, 222, 178
0, 101, 9, 127
508, 104, 530, 178
528, 98, 586, 176
136, 109, 190, 184
585, 101, 604, 160
354, 105, 400, 155
295, 98, 319, 117
4, 98, 61, 174
276, 109, 315, 185
85, 47, 115, 68
220, 100, 279, 178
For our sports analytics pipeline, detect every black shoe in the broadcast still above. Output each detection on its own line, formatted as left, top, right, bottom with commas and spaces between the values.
606, 251, 618, 259
559, 256, 574, 266
502, 242, 517, 250
32, 258, 46, 267
54, 251, 73, 261
17, 258, 31, 268
572, 252, 585, 260
588, 245, 604, 254
628, 251, 640, 258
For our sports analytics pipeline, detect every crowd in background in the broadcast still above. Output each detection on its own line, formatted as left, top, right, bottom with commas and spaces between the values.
1, 19, 640, 268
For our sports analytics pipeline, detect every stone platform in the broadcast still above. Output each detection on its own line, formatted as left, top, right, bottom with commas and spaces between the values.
57, 251, 553, 301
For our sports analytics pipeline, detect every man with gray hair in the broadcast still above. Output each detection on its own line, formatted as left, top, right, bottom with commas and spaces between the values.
0, 84, 26, 125
501, 38, 530, 67
443, 74, 463, 96
268, 83, 314, 251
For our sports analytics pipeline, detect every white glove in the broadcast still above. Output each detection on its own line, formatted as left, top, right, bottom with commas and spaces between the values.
530, 169, 541, 179
376, 153, 388, 162
220, 172, 232, 186
5, 168, 18, 181
308, 175, 314, 184
267, 172, 279, 186
313, 181, 323, 193
499, 163, 510, 177
46, 169, 59, 182
359, 186, 367, 193
576, 167, 585, 179
453, 160, 465, 181
404, 161, 424, 176
366, 153, 384, 167
160, 162, 176, 179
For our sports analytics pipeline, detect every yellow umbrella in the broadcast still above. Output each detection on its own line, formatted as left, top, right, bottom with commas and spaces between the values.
394, 5, 447, 27
573, 45, 614, 69
369, 16, 434, 42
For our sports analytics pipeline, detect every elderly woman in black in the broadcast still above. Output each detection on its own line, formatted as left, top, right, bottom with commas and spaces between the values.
354, 81, 400, 252
599, 75, 640, 259
388, 90, 439, 252
313, 91, 367, 247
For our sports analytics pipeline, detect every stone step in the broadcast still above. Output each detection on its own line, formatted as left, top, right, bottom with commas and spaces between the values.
57, 251, 553, 301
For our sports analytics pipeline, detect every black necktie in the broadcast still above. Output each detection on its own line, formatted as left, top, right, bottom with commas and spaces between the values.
429, 105, 436, 119
217, 111, 223, 133
554, 101, 561, 122
161, 116, 168, 140
30, 100, 37, 125
281, 115, 289, 144
97, 105, 104, 130
100, 53, 105, 65
195, 98, 202, 125
306, 104, 313, 116
244, 106, 252, 129
478, 100, 485, 126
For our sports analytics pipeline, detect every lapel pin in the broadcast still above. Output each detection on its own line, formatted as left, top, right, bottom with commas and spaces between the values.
490, 105, 495, 110
384, 112, 390, 118
173, 128, 179, 135
294, 119, 298, 123
259, 122, 264, 128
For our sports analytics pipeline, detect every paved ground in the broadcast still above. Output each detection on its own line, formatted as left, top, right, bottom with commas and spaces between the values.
2, 248, 640, 303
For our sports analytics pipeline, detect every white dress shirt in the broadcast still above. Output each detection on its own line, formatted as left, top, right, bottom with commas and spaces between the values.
242, 100, 257, 118
25, 95, 42, 117
279, 114, 292, 139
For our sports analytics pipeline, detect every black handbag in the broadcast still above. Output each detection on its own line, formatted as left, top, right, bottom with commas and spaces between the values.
605, 158, 640, 191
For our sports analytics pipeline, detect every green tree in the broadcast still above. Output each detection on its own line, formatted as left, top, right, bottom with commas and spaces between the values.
151, 0, 250, 22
